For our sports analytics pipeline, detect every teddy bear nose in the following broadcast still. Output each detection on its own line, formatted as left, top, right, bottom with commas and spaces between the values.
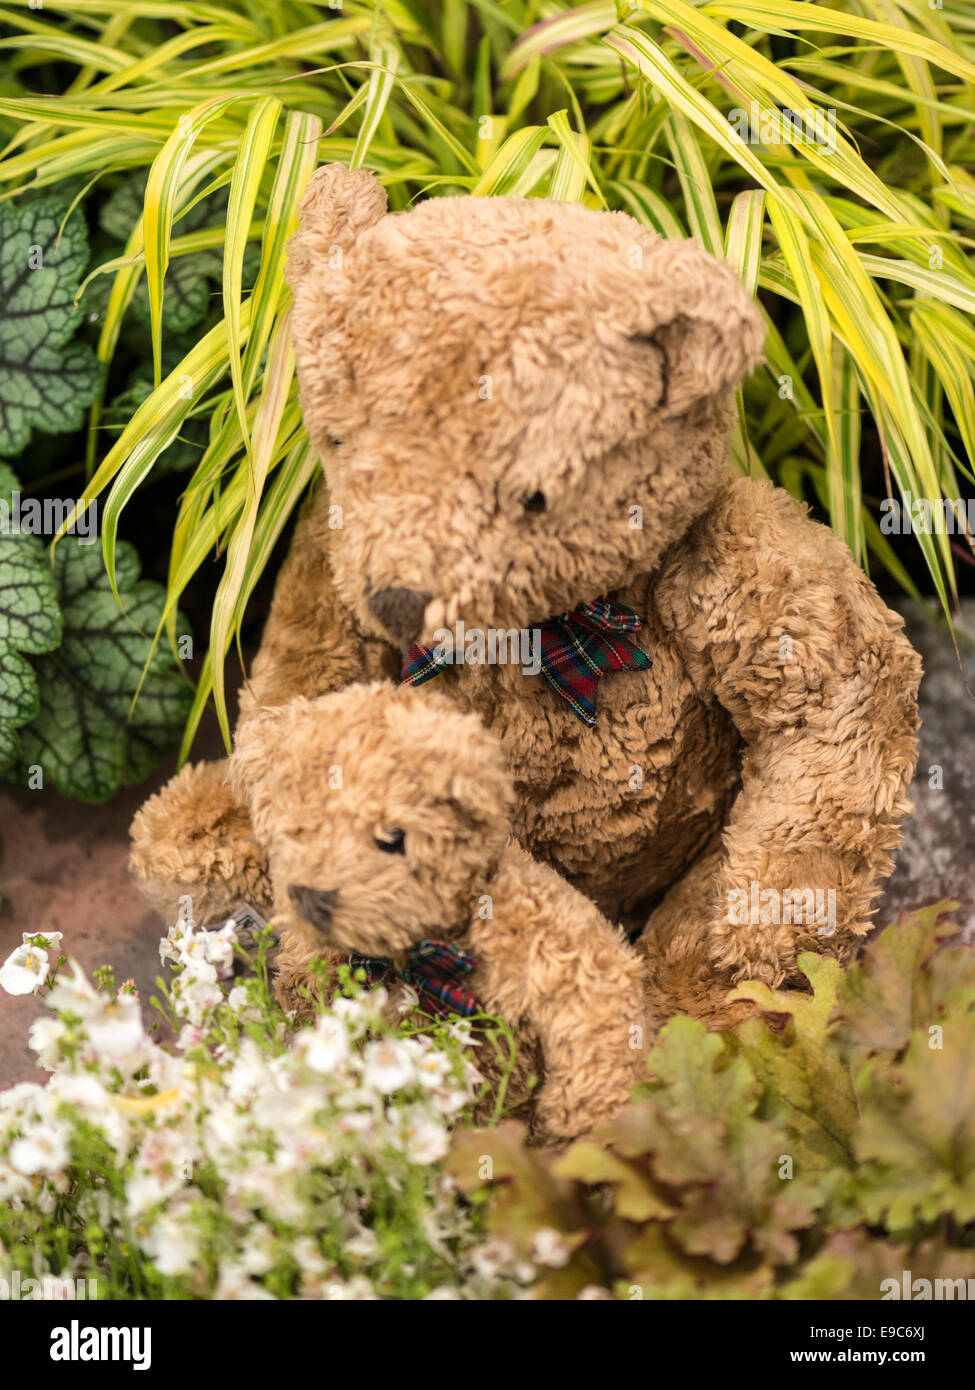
288, 885, 338, 931
367, 587, 432, 645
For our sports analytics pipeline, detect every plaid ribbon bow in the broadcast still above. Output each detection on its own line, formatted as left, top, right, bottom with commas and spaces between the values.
401, 596, 652, 728
347, 939, 481, 1020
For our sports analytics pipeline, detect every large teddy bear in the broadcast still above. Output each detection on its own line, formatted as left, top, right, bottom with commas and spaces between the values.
228, 681, 646, 1144
132, 163, 922, 1029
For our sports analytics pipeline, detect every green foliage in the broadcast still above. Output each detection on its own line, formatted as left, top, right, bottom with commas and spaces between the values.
0, 0, 970, 751
448, 902, 975, 1299
14, 540, 192, 802
0, 463, 61, 769
0, 200, 102, 458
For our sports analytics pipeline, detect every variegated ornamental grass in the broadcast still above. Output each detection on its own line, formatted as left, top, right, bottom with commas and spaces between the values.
0, 0, 972, 750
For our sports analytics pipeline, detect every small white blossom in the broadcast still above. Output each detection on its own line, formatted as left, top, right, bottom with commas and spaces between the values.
470, 1238, 516, 1278
10, 1122, 69, 1175
87, 995, 146, 1058
531, 1227, 570, 1268
400, 1106, 449, 1164
0, 944, 49, 995
141, 1210, 199, 1276
300, 1015, 349, 1074
28, 1016, 66, 1068
362, 1039, 415, 1094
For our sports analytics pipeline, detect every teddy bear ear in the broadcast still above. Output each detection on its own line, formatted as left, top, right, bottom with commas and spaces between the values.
285, 163, 387, 284
628, 240, 765, 418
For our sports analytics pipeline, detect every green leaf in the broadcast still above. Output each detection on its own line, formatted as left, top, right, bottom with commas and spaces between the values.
832, 901, 975, 1055
731, 955, 859, 1176
0, 463, 61, 770
16, 539, 191, 801
0, 199, 103, 457
854, 1015, 975, 1230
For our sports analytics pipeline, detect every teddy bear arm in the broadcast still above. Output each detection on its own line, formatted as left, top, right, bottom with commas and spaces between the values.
237, 484, 397, 720
129, 759, 272, 927
272, 930, 345, 1023
473, 858, 646, 1145
655, 475, 922, 990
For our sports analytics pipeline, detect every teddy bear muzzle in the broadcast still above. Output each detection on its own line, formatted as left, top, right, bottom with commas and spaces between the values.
287, 884, 339, 933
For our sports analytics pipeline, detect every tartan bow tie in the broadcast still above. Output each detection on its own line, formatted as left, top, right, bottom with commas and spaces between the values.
347, 939, 481, 1020
400, 596, 652, 728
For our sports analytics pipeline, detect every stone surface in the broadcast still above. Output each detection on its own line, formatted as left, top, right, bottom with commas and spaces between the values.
880, 599, 975, 938
0, 603, 972, 1086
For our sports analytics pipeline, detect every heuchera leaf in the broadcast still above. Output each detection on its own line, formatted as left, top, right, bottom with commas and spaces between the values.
854, 1014, 975, 1231
0, 200, 103, 457
731, 953, 859, 1177
831, 900, 975, 1054
447, 907, 975, 1299
15, 539, 191, 801
0, 463, 61, 770
781, 1230, 975, 1300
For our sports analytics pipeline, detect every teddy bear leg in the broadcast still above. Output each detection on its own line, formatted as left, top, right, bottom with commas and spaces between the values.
130, 759, 272, 928
637, 836, 760, 1033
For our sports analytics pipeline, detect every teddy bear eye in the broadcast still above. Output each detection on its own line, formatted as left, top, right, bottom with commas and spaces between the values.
522, 491, 547, 513
374, 828, 406, 854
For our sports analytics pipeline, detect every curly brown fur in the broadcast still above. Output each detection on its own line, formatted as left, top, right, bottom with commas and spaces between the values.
131, 165, 921, 1033
230, 684, 647, 1145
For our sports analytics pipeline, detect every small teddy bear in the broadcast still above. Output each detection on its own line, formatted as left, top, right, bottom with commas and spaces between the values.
227, 682, 647, 1146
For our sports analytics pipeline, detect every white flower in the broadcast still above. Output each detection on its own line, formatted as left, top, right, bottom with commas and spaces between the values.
300, 1015, 349, 1074
46, 960, 102, 1018
424, 1287, 462, 1300
205, 921, 238, 979
214, 1262, 276, 1300
46, 1074, 109, 1112
0, 1081, 45, 1116
577, 1285, 612, 1300
400, 1106, 449, 1164
470, 1238, 515, 1278
362, 1039, 415, 1094
226, 1041, 268, 1102
141, 1211, 199, 1277
27, 1016, 66, 1068
125, 1173, 172, 1217
173, 973, 222, 1025
226, 985, 256, 1016
87, 995, 146, 1058
9, 1122, 69, 1175
343, 1228, 380, 1266
531, 1227, 570, 1268
429, 1083, 470, 1117
292, 1237, 327, 1276
323, 1276, 377, 1301
0, 944, 49, 995
240, 1223, 276, 1276
203, 1101, 248, 1153
394, 982, 420, 1015
414, 1049, 452, 1088
23, 931, 62, 952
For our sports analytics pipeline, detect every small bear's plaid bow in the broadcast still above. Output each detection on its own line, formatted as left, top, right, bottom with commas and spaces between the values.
401, 596, 652, 728
347, 939, 481, 1019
